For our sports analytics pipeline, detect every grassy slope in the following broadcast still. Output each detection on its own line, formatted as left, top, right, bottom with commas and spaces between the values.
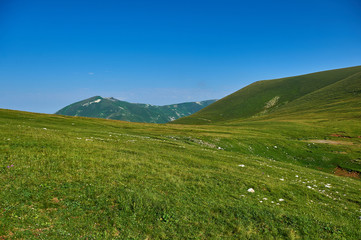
173, 65, 361, 124
1, 109, 360, 239
56, 96, 216, 123
261, 71, 361, 120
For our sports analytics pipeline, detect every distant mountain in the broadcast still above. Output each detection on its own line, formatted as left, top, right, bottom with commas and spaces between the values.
173, 65, 361, 124
55, 96, 217, 123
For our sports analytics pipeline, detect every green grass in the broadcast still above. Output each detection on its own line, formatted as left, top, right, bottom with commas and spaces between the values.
173, 65, 361, 124
262, 70, 361, 120
1, 108, 361, 239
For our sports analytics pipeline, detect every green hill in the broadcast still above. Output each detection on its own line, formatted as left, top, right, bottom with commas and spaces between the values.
264, 70, 361, 120
56, 96, 216, 123
173, 65, 361, 124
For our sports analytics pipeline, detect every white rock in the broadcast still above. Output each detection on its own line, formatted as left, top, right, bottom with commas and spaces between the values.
247, 188, 255, 193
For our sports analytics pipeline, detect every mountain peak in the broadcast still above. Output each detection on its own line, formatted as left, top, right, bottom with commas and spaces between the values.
56, 98, 217, 123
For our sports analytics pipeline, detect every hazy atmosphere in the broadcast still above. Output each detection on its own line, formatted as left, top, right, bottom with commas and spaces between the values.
1, 0, 361, 113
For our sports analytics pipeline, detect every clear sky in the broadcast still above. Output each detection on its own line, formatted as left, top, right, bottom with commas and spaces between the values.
1, 0, 360, 113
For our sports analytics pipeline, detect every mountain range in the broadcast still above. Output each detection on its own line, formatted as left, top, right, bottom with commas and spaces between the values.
56, 96, 217, 123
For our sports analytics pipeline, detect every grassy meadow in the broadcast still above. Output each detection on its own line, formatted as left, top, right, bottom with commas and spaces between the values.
1, 108, 360, 239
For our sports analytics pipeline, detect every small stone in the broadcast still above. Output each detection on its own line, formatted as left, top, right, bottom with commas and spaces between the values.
247, 188, 255, 193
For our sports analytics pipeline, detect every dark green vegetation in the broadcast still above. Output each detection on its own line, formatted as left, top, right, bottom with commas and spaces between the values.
1, 66, 361, 239
174, 65, 361, 124
56, 96, 216, 123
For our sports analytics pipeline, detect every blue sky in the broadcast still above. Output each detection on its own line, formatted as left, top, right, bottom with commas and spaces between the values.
1, 0, 360, 113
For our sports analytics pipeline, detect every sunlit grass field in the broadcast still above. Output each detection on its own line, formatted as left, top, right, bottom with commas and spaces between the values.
1, 108, 360, 239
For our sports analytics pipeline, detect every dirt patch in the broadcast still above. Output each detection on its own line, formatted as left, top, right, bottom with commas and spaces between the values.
334, 167, 360, 179
307, 140, 354, 145
330, 133, 352, 138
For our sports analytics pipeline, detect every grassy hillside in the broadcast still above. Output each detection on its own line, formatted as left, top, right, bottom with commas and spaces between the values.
56, 96, 216, 123
261, 70, 361, 120
1, 108, 360, 239
173, 65, 361, 124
